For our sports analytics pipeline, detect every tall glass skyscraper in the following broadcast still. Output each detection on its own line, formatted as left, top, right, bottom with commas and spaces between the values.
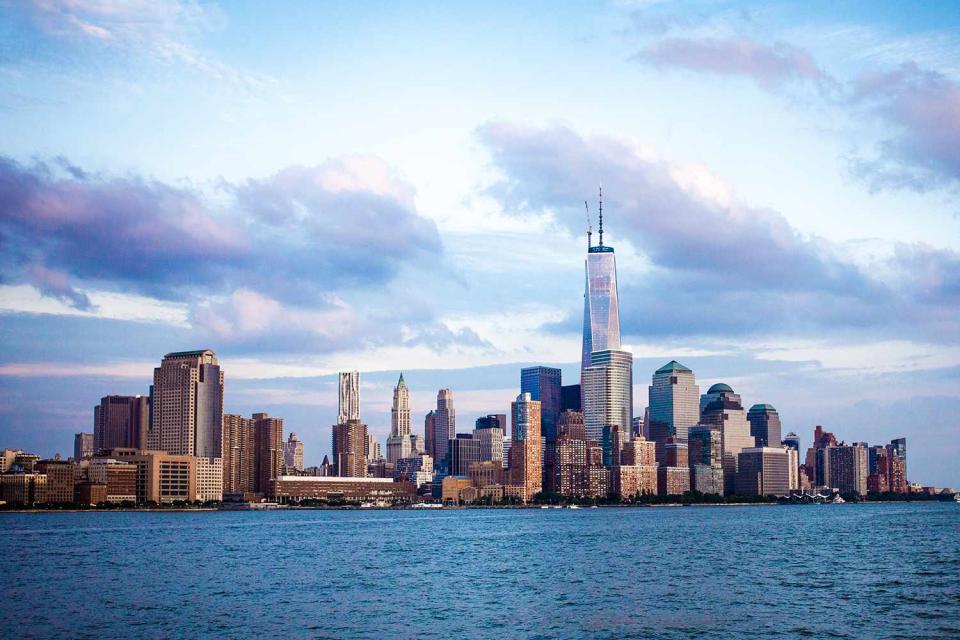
520, 366, 562, 443
581, 246, 621, 373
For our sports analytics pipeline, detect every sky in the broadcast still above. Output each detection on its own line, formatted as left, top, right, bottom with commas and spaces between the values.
0, 0, 958, 487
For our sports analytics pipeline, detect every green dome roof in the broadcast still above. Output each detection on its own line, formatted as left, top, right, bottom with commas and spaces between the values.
749, 403, 778, 413
655, 360, 692, 374
708, 383, 733, 394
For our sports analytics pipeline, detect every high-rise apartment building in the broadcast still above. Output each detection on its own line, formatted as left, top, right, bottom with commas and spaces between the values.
94, 395, 150, 453
424, 410, 437, 460
434, 389, 456, 472
333, 419, 368, 478
648, 361, 700, 457
283, 432, 304, 473
223, 414, 255, 495
747, 404, 782, 448
829, 444, 868, 496
338, 371, 360, 424
73, 433, 94, 461
254, 413, 283, 495
509, 392, 542, 500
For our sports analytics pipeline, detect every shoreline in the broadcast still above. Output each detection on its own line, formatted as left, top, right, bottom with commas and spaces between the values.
2, 499, 950, 514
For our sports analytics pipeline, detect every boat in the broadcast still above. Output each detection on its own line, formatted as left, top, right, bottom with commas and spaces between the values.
410, 502, 442, 509
540, 505, 550, 509
954, 494, 959, 503
568, 505, 580, 510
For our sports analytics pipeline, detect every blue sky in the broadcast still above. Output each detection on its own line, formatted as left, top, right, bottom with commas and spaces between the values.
0, 0, 958, 486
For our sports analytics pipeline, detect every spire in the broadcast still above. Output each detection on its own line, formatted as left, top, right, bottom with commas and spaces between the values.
398, 372, 405, 386
584, 200, 592, 250
598, 184, 604, 247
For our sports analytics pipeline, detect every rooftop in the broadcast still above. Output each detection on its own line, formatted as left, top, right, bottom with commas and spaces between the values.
655, 360, 692, 374
749, 403, 778, 413
707, 382, 733, 394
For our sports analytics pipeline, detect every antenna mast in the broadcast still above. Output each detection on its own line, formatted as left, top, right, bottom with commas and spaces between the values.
598, 184, 604, 247
584, 201, 592, 250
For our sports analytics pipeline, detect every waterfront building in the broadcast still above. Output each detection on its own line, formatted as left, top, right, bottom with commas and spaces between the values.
338, 371, 360, 424
747, 404, 782, 448
555, 411, 588, 497
223, 414, 255, 494
829, 444, 869, 496
0, 449, 22, 473
509, 392, 542, 500
94, 395, 150, 453
561, 384, 582, 412
35, 459, 74, 503
690, 464, 724, 495
586, 464, 611, 499
700, 384, 754, 495
441, 476, 476, 505
473, 416, 505, 465
74, 481, 106, 506
434, 390, 456, 472
108, 449, 197, 504
648, 361, 700, 459
657, 466, 689, 496
735, 447, 790, 496
468, 460, 504, 488
785, 446, 800, 491
148, 350, 223, 459
688, 426, 722, 466
333, 419, 368, 478
283, 433, 304, 473
583, 349, 634, 445
269, 476, 416, 504
74, 433, 94, 460
0, 471, 47, 505
87, 458, 137, 502
148, 350, 223, 500
614, 464, 657, 498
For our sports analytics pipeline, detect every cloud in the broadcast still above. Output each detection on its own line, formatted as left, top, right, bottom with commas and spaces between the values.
12, 0, 270, 87
633, 37, 837, 93
632, 34, 958, 191
849, 62, 960, 192
477, 122, 960, 343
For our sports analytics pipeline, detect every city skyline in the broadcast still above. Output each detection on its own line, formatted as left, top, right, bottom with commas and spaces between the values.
0, 1, 958, 488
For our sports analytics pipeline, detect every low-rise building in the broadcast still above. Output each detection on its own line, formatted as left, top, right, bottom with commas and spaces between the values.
269, 476, 416, 504
1, 472, 47, 506
658, 466, 690, 496
36, 459, 75, 504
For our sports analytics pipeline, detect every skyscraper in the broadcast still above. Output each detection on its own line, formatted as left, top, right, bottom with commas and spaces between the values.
509, 392, 542, 500
700, 383, 754, 495
338, 371, 360, 424
520, 367, 562, 444
391, 373, 411, 437
735, 447, 790, 497
561, 384, 582, 412
254, 413, 283, 495
747, 404, 782, 448
580, 191, 621, 374
147, 349, 223, 501
387, 373, 414, 463
434, 389, 456, 472
333, 419, 368, 478
94, 395, 149, 452
782, 432, 800, 452
283, 432, 304, 473
582, 349, 633, 446
647, 361, 700, 462
424, 410, 436, 460
448, 434, 480, 476
223, 413, 255, 495
474, 415, 505, 465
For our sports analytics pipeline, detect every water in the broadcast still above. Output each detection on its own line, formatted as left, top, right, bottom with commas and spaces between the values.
2, 503, 958, 639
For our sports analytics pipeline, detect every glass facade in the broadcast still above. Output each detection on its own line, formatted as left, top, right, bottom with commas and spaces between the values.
581, 247, 621, 373
520, 366, 562, 444
647, 361, 700, 443
582, 349, 633, 445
